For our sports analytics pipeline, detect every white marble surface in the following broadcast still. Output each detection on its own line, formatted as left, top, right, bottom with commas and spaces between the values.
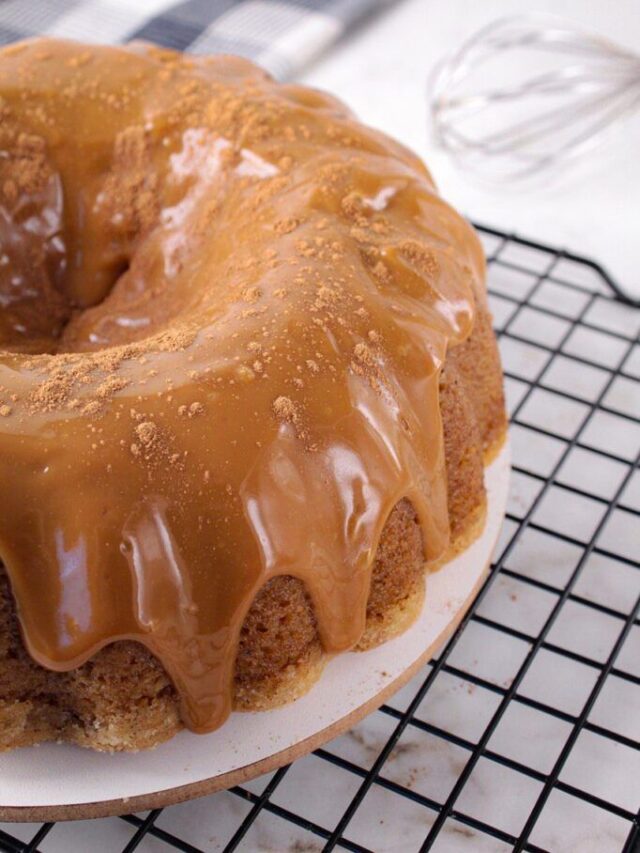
1, 3, 638, 851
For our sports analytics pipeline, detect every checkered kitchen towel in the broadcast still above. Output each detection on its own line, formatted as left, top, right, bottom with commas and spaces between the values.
0, 0, 396, 79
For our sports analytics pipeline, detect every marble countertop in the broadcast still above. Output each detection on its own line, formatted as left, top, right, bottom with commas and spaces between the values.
0, 2, 638, 851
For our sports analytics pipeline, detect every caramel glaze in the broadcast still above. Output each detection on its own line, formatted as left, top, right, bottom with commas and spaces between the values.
0, 39, 485, 732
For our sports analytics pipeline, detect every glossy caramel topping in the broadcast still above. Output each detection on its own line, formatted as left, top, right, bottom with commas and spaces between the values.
0, 39, 483, 732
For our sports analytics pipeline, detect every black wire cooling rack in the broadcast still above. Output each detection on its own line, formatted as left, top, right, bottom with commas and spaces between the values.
0, 224, 638, 852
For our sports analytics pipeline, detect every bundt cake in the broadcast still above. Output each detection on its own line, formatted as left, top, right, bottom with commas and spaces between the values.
0, 39, 506, 752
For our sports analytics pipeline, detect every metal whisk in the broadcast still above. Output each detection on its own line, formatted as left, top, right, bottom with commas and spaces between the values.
429, 15, 640, 182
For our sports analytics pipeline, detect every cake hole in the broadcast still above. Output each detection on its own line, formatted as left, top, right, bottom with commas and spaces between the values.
0, 248, 134, 355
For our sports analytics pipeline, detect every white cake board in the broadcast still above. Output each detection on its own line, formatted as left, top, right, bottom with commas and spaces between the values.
0, 441, 510, 822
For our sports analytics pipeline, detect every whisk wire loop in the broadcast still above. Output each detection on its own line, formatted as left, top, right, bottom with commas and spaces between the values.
429, 14, 640, 181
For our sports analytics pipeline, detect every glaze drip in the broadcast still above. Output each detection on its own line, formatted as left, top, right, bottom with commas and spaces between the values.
0, 39, 482, 732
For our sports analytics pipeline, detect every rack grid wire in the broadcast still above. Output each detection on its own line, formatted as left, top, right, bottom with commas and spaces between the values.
0, 225, 638, 853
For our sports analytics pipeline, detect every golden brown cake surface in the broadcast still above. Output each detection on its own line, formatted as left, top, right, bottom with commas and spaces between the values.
0, 39, 506, 749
